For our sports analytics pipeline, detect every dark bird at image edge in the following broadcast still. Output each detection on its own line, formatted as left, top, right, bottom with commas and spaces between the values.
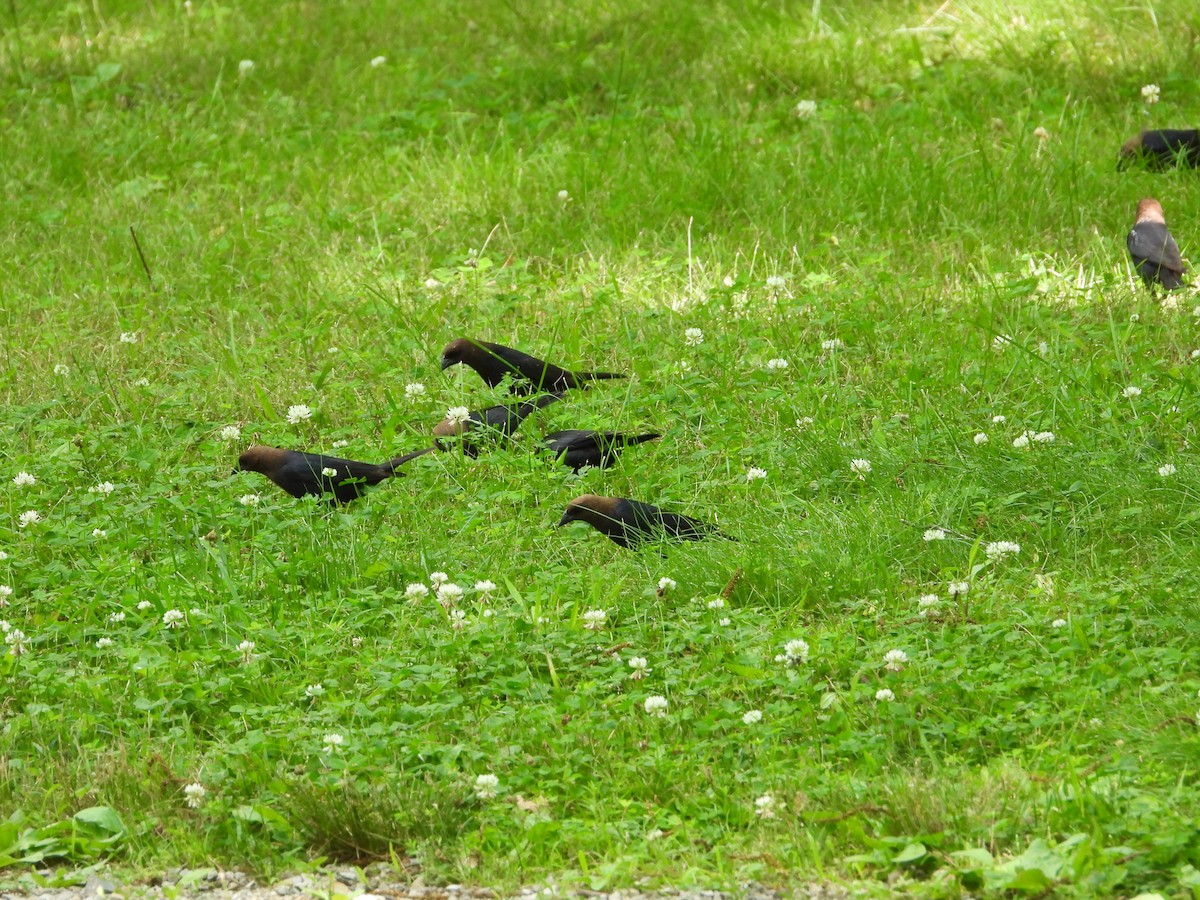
1127, 198, 1186, 292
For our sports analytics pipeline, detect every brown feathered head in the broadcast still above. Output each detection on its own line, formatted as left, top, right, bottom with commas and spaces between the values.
1134, 198, 1167, 225
236, 445, 286, 474
558, 494, 617, 528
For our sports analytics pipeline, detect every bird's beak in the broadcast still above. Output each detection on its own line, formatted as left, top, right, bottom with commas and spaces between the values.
556, 513, 572, 528
439, 355, 454, 370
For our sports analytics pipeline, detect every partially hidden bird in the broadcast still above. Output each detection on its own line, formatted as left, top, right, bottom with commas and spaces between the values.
433, 393, 562, 458
1127, 198, 1186, 292
440, 338, 625, 395
557, 494, 727, 549
542, 430, 660, 471
236, 445, 434, 504
1119, 129, 1200, 171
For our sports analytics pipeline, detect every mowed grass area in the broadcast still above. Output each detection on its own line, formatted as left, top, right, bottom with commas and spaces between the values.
3, 0, 1200, 893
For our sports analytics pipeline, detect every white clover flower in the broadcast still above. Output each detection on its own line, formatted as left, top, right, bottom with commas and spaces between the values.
777, 638, 809, 666
992, 334, 1013, 351
305, 683, 325, 698
369, 55, 387, 68
985, 541, 1020, 560
1012, 432, 1031, 450
628, 656, 650, 679
322, 733, 344, 751
1051, 618, 1068, 629
136, 600, 153, 611
973, 432, 988, 445
706, 597, 725, 610
474, 773, 500, 799
644, 695, 669, 717
1032, 126, 1050, 142
1122, 385, 1142, 399
238, 59, 255, 77
404, 382, 426, 400
1158, 463, 1177, 477
183, 782, 207, 809
719, 617, 731, 626
96, 637, 114, 649
405, 583, 429, 600
1141, 83, 1160, 104
5, 628, 28, 656
17, 510, 40, 529
133, 377, 151, 387
89, 482, 116, 495
53, 364, 70, 376
11, 472, 35, 487
794, 99, 817, 118
474, 579, 497, 595
875, 688, 895, 702
883, 649, 908, 671
1033, 431, 1055, 444
849, 458, 871, 479
684, 328, 704, 346
923, 527, 945, 542
1192, 349, 1200, 360
220, 425, 241, 441
320, 467, 337, 478
766, 358, 789, 371
437, 583, 464, 606
162, 609, 185, 628
0, 551, 8, 560
0, 586, 10, 608
657, 577, 677, 592
795, 416, 814, 428
424, 277, 441, 289
754, 794, 776, 818
445, 406, 471, 426
948, 581, 969, 598
765, 275, 786, 289
0, 620, 9, 633
429, 571, 449, 586
821, 338, 845, 352
286, 404, 313, 424
119, 331, 139, 344
582, 609, 607, 631
331, 440, 349, 448
992, 414, 1006, 424
450, 608, 467, 630
239, 494, 260, 507
556, 189, 570, 202
742, 709, 763, 725
746, 467, 768, 481
237, 639, 256, 662
106, 611, 124, 623
917, 595, 939, 617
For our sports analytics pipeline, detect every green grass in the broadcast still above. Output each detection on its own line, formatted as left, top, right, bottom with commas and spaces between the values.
3, 0, 1200, 894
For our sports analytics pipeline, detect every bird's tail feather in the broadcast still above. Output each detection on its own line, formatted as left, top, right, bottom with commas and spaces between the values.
385, 446, 437, 471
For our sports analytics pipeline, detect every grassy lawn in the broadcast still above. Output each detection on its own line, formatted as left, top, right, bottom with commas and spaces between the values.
3, 0, 1200, 894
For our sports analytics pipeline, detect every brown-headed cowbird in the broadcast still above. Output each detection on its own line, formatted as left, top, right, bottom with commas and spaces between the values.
433, 393, 561, 458
236, 445, 434, 504
440, 338, 625, 395
557, 494, 725, 549
1127, 198, 1186, 292
1119, 129, 1200, 171
542, 430, 660, 471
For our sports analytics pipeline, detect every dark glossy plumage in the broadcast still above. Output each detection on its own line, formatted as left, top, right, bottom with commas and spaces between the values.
236, 445, 434, 504
1119, 129, 1200, 171
440, 338, 625, 395
542, 430, 660, 471
1127, 198, 1185, 292
557, 493, 723, 549
433, 393, 562, 457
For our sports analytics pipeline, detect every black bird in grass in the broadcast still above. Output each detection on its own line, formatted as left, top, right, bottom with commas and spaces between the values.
440, 338, 625, 395
1119, 129, 1200, 170
237, 445, 434, 504
542, 430, 661, 471
1127, 198, 1186, 292
433, 393, 562, 458
557, 494, 727, 549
